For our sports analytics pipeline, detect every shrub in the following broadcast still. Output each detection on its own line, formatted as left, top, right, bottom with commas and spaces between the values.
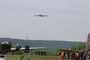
14, 51, 23, 55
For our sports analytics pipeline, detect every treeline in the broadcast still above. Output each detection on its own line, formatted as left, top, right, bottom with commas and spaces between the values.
7, 43, 86, 56
0, 38, 85, 53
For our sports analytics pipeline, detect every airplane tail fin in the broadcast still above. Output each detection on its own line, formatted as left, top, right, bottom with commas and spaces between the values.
16, 43, 21, 51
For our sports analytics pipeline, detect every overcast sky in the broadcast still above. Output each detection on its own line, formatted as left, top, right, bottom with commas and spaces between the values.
0, 0, 90, 42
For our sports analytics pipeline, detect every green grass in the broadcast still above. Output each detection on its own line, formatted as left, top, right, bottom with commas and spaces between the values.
5, 55, 71, 60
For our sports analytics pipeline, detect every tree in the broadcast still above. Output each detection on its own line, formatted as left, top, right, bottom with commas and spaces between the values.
14, 51, 23, 55
46, 51, 56, 56
11, 44, 16, 48
71, 44, 78, 50
71, 43, 86, 50
77, 43, 86, 50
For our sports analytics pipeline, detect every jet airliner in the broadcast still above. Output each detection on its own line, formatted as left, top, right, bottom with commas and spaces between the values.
34, 14, 49, 17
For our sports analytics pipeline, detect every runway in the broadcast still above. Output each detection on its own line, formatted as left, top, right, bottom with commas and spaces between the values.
0, 58, 4, 60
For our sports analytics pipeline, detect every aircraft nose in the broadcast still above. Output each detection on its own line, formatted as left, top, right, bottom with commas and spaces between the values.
89, 33, 90, 35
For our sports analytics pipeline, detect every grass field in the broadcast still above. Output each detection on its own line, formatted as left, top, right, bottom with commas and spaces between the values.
5, 55, 71, 60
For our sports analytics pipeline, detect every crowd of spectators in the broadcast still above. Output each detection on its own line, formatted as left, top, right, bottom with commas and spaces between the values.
60, 51, 90, 60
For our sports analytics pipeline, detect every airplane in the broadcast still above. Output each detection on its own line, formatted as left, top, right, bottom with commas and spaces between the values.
34, 14, 49, 17
10, 44, 47, 55
0, 41, 47, 56
11, 44, 47, 51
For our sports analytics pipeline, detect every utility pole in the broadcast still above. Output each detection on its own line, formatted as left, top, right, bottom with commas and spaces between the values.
27, 34, 28, 46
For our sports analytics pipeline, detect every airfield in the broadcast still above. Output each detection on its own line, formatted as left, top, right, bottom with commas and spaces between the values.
4, 55, 72, 60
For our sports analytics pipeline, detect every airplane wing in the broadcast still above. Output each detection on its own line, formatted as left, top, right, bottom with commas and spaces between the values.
34, 14, 49, 17
11, 48, 16, 50
11, 47, 47, 51
43, 15, 49, 16
34, 15, 40, 16
21, 47, 47, 50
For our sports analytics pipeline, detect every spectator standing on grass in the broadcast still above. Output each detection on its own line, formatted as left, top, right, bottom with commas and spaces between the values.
75, 52, 80, 60
70, 52, 73, 59
86, 51, 90, 60
67, 52, 70, 59
88, 51, 90, 60
83, 53, 87, 60
79, 52, 84, 60
27, 57, 30, 60
60, 51, 65, 60
69, 52, 75, 60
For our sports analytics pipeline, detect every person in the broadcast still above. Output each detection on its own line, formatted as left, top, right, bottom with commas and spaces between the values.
72, 52, 75, 60
70, 52, 73, 59
27, 57, 30, 60
60, 51, 65, 60
67, 52, 70, 59
83, 53, 87, 60
79, 52, 84, 60
86, 51, 90, 60
88, 51, 90, 60
75, 52, 80, 60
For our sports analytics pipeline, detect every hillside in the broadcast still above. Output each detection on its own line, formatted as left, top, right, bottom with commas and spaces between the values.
0, 38, 84, 52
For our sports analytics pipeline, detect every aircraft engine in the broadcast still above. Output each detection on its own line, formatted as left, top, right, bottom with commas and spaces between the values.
24, 45, 29, 53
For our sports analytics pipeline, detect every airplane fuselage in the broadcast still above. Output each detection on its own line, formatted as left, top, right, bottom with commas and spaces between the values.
86, 33, 90, 52
34, 14, 49, 17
